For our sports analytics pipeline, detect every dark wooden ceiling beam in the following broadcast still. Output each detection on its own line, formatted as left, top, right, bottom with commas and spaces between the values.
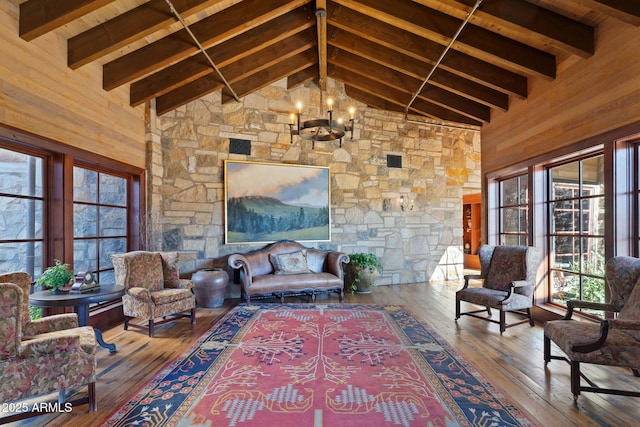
157, 48, 316, 115
103, 0, 309, 90
409, 97, 482, 126
327, 48, 415, 93
221, 50, 317, 104
68, 0, 227, 69
327, 2, 527, 98
333, 0, 556, 79
19, 0, 113, 41
344, 86, 405, 114
156, 76, 224, 117
131, 55, 211, 107
130, 14, 314, 106
414, 0, 595, 57
578, 0, 640, 26
416, 84, 489, 123
462, 24, 555, 79
223, 36, 315, 88
156, 40, 314, 114
317, 0, 328, 91
288, 66, 318, 89
345, 84, 481, 127
328, 27, 508, 110
476, 0, 595, 56
17, 0, 636, 124
331, 72, 412, 108
330, 66, 481, 126
328, 47, 490, 122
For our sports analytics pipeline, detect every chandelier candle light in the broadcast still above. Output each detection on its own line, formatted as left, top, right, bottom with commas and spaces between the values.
289, 98, 355, 148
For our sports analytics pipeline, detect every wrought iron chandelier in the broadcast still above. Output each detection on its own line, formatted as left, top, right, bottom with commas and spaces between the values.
289, 98, 356, 148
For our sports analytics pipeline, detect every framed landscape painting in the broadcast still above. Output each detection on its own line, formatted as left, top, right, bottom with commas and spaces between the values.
224, 161, 331, 244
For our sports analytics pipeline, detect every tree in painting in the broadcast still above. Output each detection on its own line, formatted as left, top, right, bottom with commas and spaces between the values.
225, 162, 330, 244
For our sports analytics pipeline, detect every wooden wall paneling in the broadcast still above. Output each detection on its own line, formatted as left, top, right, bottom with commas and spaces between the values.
1, 4, 145, 169
481, 19, 640, 174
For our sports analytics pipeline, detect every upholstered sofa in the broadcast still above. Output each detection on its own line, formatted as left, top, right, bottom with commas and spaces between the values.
228, 240, 349, 304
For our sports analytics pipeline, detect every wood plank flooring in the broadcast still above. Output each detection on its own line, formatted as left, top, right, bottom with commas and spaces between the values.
6, 278, 639, 426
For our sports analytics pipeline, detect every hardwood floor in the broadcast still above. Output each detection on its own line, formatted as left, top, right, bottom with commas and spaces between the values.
7, 279, 639, 426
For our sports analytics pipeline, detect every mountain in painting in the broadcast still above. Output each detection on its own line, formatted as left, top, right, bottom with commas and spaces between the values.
227, 195, 329, 243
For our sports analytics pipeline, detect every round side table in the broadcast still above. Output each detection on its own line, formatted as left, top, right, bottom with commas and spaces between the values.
29, 285, 125, 353
191, 268, 229, 308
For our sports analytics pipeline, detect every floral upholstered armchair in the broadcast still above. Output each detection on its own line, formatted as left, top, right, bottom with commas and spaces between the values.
0, 272, 97, 423
456, 245, 542, 333
111, 251, 196, 337
544, 256, 640, 400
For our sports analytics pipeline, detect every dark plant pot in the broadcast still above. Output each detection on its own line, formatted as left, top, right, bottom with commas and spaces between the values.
344, 265, 379, 294
191, 268, 229, 308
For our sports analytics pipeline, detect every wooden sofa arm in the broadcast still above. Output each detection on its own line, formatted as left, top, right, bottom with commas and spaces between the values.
571, 316, 640, 354
497, 280, 533, 305
563, 300, 618, 320
462, 274, 483, 289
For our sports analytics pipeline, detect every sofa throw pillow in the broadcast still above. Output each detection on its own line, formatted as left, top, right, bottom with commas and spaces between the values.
270, 250, 311, 275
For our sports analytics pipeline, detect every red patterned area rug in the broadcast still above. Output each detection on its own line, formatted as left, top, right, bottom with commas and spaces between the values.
101, 304, 538, 427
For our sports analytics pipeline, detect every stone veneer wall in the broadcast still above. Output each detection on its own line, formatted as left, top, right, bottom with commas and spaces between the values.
145, 79, 480, 285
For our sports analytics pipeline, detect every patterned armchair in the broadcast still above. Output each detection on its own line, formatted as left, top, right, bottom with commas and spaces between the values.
544, 256, 640, 400
0, 272, 96, 423
456, 245, 542, 333
111, 251, 196, 337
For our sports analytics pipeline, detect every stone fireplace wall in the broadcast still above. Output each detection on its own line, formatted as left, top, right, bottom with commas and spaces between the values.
145, 79, 480, 285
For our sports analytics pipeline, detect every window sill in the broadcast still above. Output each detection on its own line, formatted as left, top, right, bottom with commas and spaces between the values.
533, 303, 600, 324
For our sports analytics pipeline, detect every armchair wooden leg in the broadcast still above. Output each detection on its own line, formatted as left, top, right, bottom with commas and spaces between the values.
571, 361, 581, 401
190, 308, 196, 324
455, 298, 460, 319
124, 316, 130, 330
148, 320, 155, 338
88, 381, 97, 412
499, 310, 506, 334
543, 334, 551, 365
527, 308, 535, 326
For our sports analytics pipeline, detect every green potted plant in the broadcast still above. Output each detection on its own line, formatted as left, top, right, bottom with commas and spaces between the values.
37, 259, 74, 293
343, 252, 383, 294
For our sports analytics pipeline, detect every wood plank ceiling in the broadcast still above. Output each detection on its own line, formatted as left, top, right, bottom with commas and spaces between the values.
18, 0, 640, 126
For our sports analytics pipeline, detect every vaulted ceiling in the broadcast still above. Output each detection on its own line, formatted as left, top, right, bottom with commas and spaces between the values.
18, 0, 640, 126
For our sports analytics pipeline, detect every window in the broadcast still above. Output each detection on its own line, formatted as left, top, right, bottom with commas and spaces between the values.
487, 125, 640, 317
73, 166, 128, 285
0, 148, 44, 279
548, 155, 605, 308
498, 174, 528, 246
0, 126, 143, 328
